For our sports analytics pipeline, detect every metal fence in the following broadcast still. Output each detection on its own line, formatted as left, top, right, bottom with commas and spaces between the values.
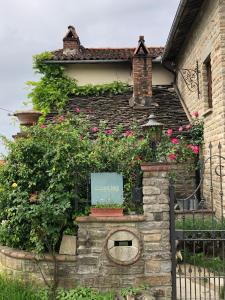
170, 143, 225, 300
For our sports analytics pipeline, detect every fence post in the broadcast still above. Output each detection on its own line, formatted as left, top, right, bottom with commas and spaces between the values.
169, 180, 176, 300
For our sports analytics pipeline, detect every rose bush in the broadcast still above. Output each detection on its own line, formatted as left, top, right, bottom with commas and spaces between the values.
0, 112, 203, 252
157, 113, 204, 162
0, 114, 152, 252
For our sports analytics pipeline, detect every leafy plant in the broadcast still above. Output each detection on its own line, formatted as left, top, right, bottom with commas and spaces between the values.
27, 52, 130, 117
157, 114, 204, 163
182, 250, 225, 274
120, 285, 148, 297
0, 114, 152, 252
56, 287, 115, 300
63, 227, 77, 236
93, 204, 124, 208
0, 273, 46, 300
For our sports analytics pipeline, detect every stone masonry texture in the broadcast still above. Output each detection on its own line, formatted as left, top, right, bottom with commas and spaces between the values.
174, 0, 225, 217
0, 163, 173, 299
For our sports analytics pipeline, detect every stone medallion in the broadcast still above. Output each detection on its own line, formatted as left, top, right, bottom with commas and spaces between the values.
105, 227, 142, 265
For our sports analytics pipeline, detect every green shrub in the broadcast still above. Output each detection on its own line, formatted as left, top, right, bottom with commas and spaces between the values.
0, 115, 152, 252
183, 251, 225, 274
0, 113, 203, 253
26, 52, 130, 116
0, 274, 45, 300
56, 287, 114, 300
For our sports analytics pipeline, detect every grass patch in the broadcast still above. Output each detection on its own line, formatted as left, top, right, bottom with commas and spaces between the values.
0, 275, 149, 300
176, 216, 225, 231
0, 274, 44, 300
183, 251, 225, 274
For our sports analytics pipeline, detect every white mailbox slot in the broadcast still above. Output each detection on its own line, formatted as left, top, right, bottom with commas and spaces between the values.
105, 228, 142, 265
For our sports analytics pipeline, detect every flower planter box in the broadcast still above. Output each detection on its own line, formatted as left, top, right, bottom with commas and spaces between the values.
90, 207, 123, 217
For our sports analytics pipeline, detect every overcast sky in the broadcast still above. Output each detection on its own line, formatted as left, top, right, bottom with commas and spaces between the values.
0, 0, 180, 156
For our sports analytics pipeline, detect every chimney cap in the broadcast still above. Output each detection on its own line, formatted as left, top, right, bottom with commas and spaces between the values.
134, 35, 149, 55
63, 25, 79, 40
68, 25, 75, 30
139, 35, 145, 42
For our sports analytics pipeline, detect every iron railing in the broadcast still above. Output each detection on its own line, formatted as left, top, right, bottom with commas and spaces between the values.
170, 143, 225, 300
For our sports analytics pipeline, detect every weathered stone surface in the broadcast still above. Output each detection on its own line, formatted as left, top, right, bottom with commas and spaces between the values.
59, 235, 77, 255
135, 274, 171, 286
143, 233, 161, 242
143, 204, 169, 213
145, 260, 161, 273
0, 163, 173, 293
160, 260, 172, 273
143, 186, 160, 195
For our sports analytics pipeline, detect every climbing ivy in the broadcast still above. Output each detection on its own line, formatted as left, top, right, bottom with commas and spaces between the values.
27, 52, 130, 116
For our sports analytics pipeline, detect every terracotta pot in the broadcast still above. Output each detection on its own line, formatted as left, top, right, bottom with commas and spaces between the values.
90, 207, 123, 217
14, 110, 42, 126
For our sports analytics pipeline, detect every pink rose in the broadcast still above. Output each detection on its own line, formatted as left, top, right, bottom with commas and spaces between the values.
124, 130, 133, 137
192, 111, 199, 118
58, 115, 64, 122
178, 126, 183, 132
105, 129, 113, 135
75, 107, 81, 113
187, 144, 200, 155
169, 154, 176, 161
92, 127, 98, 133
167, 129, 173, 136
186, 124, 192, 130
40, 124, 46, 129
192, 145, 199, 155
171, 138, 179, 145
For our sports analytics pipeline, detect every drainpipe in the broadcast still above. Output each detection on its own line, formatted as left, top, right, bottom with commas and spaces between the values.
173, 82, 192, 121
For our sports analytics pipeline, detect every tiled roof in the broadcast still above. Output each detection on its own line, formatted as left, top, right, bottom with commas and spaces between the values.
50, 47, 164, 61
47, 86, 188, 132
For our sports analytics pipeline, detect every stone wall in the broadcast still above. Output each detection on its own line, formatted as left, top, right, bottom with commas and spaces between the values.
75, 163, 172, 299
0, 247, 77, 288
171, 162, 196, 201
0, 163, 173, 299
175, 0, 225, 217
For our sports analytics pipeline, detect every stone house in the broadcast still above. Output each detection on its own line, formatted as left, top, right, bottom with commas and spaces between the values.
41, 26, 195, 201
162, 0, 225, 216
45, 26, 188, 132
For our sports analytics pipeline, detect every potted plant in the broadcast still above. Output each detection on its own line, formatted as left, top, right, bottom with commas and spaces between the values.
14, 110, 42, 126
90, 203, 124, 217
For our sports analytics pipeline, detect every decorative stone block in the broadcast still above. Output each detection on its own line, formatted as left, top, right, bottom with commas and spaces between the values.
59, 235, 77, 255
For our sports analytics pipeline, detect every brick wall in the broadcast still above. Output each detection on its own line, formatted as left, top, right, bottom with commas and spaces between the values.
130, 36, 153, 108
132, 55, 152, 105
63, 39, 79, 50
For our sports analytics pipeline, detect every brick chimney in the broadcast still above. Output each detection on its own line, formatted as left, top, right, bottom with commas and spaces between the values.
63, 25, 81, 52
129, 36, 152, 108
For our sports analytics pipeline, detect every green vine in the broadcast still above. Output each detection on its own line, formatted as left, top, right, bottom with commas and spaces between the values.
27, 52, 130, 116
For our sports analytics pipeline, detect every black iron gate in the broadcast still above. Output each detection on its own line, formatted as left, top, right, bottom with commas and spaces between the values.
170, 143, 225, 300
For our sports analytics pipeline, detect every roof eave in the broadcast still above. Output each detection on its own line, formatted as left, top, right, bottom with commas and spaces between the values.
44, 57, 162, 64
44, 59, 131, 64
162, 0, 187, 63
162, 0, 206, 64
